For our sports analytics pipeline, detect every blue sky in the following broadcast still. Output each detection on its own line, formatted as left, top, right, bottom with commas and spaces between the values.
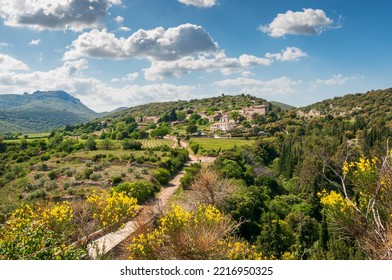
0, 0, 391, 112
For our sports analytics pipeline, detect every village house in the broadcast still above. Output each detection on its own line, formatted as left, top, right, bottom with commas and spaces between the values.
242, 105, 268, 118
210, 121, 235, 132
136, 116, 161, 124
220, 113, 231, 122
208, 112, 222, 122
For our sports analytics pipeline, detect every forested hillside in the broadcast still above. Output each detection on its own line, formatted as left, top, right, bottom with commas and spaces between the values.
106, 94, 273, 120
0, 91, 102, 133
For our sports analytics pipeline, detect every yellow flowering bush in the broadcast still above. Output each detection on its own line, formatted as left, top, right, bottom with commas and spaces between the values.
0, 202, 85, 260
343, 156, 379, 192
225, 240, 263, 260
321, 152, 392, 259
87, 190, 138, 229
319, 190, 351, 211
128, 204, 263, 260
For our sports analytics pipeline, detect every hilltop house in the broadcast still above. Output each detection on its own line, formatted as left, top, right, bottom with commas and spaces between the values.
242, 105, 268, 118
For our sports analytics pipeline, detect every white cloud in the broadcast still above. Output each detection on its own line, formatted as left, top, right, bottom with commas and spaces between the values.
0, 59, 192, 112
0, 54, 29, 71
266, 47, 307, 61
111, 72, 139, 82
0, 0, 122, 31
118, 26, 131, 32
178, 0, 217, 8
114, 16, 124, 24
143, 52, 271, 80
63, 24, 218, 61
260, 8, 336, 38
213, 76, 301, 95
28, 39, 41, 46
0, 42, 12, 48
316, 74, 360, 86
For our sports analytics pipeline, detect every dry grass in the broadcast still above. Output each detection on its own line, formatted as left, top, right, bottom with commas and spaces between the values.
185, 169, 237, 207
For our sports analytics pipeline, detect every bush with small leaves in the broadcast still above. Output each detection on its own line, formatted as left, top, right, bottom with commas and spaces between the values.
152, 168, 171, 184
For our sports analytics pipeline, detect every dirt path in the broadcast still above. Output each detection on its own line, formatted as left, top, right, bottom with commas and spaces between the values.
87, 140, 215, 259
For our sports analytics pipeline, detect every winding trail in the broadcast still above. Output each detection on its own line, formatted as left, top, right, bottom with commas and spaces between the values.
87, 139, 215, 259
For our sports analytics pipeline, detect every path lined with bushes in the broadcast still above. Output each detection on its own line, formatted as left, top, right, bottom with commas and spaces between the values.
87, 141, 214, 259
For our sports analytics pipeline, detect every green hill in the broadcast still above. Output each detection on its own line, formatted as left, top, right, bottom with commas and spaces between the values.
301, 88, 392, 127
0, 91, 101, 134
269, 101, 296, 111
105, 94, 278, 121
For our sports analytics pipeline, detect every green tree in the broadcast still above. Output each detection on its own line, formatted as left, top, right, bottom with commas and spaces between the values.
150, 125, 170, 138
84, 137, 97, 151
230, 111, 240, 123
186, 123, 198, 134
176, 111, 186, 121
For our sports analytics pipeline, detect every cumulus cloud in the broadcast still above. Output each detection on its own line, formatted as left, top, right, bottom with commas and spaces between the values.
114, 16, 124, 24
118, 26, 131, 32
0, 59, 193, 112
316, 74, 360, 86
0, 0, 121, 31
266, 47, 307, 61
144, 52, 271, 80
260, 8, 336, 37
0, 53, 29, 71
28, 39, 41, 46
213, 76, 301, 95
63, 24, 218, 61
178, 0, 217, 8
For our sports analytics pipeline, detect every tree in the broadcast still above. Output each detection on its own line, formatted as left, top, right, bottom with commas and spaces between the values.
0, 137, 6, 153
230, 111, 240, 123
99, 138, 113, 150
84, 137, 97, 151
169, 108, 177, 121
176, 111, 186, 121
122, 139, 142, 150
186, 123, 198, 134
150, 125, 169, 138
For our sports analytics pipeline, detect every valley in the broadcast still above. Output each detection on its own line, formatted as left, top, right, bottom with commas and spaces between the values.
1, 89, 392, 260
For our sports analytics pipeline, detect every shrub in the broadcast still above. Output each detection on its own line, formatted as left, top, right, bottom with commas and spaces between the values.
113, 181, 159, 204
122, 139, 142, 150
28, 189, 47, 200
0, 202, 86, 259
48, 170, 58, 180
89, 173, 102, 181
112, 175, 122, 185
87, 190, 138, 229
128, 204, 262, 260
152, 168, 171, 184
83, 168, 94, 179
66, 169, 75, 177
189, 142, 200, 154
180, 163, 202, 189
44, 180, 58, 191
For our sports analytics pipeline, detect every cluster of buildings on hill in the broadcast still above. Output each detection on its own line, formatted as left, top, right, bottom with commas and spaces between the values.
135, 104, 269, 133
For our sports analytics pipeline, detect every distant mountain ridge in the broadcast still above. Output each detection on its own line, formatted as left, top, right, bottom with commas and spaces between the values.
0, 90, 102, 133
